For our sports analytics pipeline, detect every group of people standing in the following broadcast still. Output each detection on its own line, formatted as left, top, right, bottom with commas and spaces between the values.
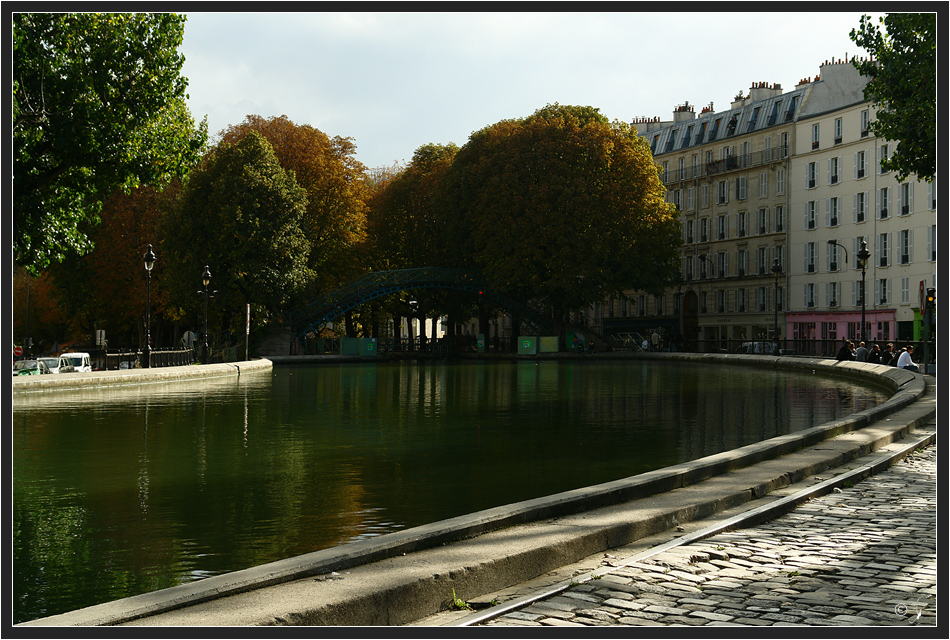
836, 339, 920, 372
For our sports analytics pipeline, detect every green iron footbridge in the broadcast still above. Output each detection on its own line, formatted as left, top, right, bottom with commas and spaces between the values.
287, 267, 553, 343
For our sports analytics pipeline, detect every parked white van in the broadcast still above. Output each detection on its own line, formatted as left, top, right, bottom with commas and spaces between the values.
61, 352, 92, 372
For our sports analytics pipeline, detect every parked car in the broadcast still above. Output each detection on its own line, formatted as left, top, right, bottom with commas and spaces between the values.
60, 352, 92, 372
13, 359, 51, 376
39, 356, 75, 374
735, 341, 775, 354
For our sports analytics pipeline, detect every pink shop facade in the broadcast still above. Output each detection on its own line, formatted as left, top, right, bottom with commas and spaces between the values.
785, 308, 897, 345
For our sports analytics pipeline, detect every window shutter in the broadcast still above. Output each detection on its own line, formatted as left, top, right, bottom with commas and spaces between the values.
852, 193, 858, 223
825, 199, 831, 227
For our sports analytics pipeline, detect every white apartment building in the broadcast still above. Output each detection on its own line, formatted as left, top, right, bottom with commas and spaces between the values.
603, 58, 937, 352
788, 60, 937, 348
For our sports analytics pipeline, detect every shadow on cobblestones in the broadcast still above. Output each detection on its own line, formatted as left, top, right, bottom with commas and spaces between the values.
484, 448, 937, 627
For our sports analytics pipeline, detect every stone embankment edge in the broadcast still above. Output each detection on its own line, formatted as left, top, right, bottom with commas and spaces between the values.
11, 358, 274, 392
17, 356, 932, 626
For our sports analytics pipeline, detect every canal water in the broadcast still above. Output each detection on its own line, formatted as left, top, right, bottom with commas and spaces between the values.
12, 359, 890, 624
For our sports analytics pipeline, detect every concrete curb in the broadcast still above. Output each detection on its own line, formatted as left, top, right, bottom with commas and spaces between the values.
449, 428, 939, 627
11, 358, 274, 392
17, 356, 934, 627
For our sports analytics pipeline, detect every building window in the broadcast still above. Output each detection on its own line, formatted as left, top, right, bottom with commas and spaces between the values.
687, 186, 695, 210
776, 168, 785, 194
828, 242, 842, 271
757, 208, 768, 234
827, 282, 840, 307
736, 288, 746, 312
716, 289, 726, 313
806, 161, 818, 189
828, 156, 840, 185
827, 197, 840, 227
812, 123, 820, 150
686, 220, 694, 244
805, 201, 817, 229
685, 255, 695, 280
759, 171, 768, 197
878, 279, 889, 305
700, 291, 708, 313
900, 229, 913, 264
737, 249, 748, 277
930, 180, 936, 210
717, 215, 728, 240
928, 224, 936, 261
735, 176, 747, 200
878, 187, 890, 219
900, 182, 912, 215
805, 242, 816, 273
672, 189, 682, 210
878, 232, 890, 267
861, 109, 870, 137
855, 192, 867, 223
879, 144, 890, 173
716, 251, 729, 278
700, 218, 709, 242
834, 117, 842, 144
717, 181, 728, 205
901, 277, 910, 304
805, 283, 816, 308
757, 247, 769, 275
855, 150, 867, 179
758, 287, 768, 311
775, 206, 784, 232
701, 183, 709, 208
738, 211, 747, 237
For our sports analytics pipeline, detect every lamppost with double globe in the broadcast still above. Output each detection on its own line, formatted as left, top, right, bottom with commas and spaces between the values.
201, 265, 212, 364
856, 240, 871, 343
143, 244, 156, 368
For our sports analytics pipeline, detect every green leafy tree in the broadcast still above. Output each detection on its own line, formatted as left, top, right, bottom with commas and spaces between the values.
160, 131, 310, 334
217, 115, 369, 296
850, 13, 936, 182
436, 104, 681, 327
365, 143, 463, 338
367, 143, 459, 271
13, 12, 207, 273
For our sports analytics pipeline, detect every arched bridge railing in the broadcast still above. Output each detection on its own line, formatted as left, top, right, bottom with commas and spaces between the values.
287, 267, 553, 342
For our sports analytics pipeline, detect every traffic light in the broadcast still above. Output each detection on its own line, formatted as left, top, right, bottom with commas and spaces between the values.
926, 288, 936, 310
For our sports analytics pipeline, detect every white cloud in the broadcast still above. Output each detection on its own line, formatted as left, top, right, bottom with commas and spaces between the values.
179, 11, 876, 168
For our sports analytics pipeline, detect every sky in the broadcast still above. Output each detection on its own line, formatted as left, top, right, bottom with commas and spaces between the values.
178, 10, 881, 171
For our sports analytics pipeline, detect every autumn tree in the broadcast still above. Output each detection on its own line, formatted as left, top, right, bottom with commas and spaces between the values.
45, 183, 183, 349
13, 13, 207, 272
850, 13, 936, 182
217, 115, 368, 296
367, 143, 459, 270
160, 131, 310, 335
435, 104, 681, 328
365, 143, 463, 338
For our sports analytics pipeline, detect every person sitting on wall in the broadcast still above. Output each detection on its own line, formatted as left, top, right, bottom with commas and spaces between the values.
880, 343, 896, 366
896, 345, 920, 372
855, 341, 869, 362
836, 340, 855, 361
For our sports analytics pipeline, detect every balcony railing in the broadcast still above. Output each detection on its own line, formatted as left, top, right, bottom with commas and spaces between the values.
661, 146, 789, 184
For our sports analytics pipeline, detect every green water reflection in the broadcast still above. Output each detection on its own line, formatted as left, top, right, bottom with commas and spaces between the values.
12, 360, 889, 623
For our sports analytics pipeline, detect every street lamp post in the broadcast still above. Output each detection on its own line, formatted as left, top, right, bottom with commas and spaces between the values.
201, 265, 211, 364
856, 240, 871, 343
143, 244, 156, 368
771, 258, 782, 352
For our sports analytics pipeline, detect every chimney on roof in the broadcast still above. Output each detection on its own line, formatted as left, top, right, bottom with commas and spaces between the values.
748, 81, 783, 102
672, 101, 696, 122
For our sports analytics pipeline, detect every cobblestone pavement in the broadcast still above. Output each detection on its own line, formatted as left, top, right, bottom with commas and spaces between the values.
481, 446, 937, 627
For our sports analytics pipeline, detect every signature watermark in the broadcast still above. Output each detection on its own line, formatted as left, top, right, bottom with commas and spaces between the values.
894, 597, 929, 621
